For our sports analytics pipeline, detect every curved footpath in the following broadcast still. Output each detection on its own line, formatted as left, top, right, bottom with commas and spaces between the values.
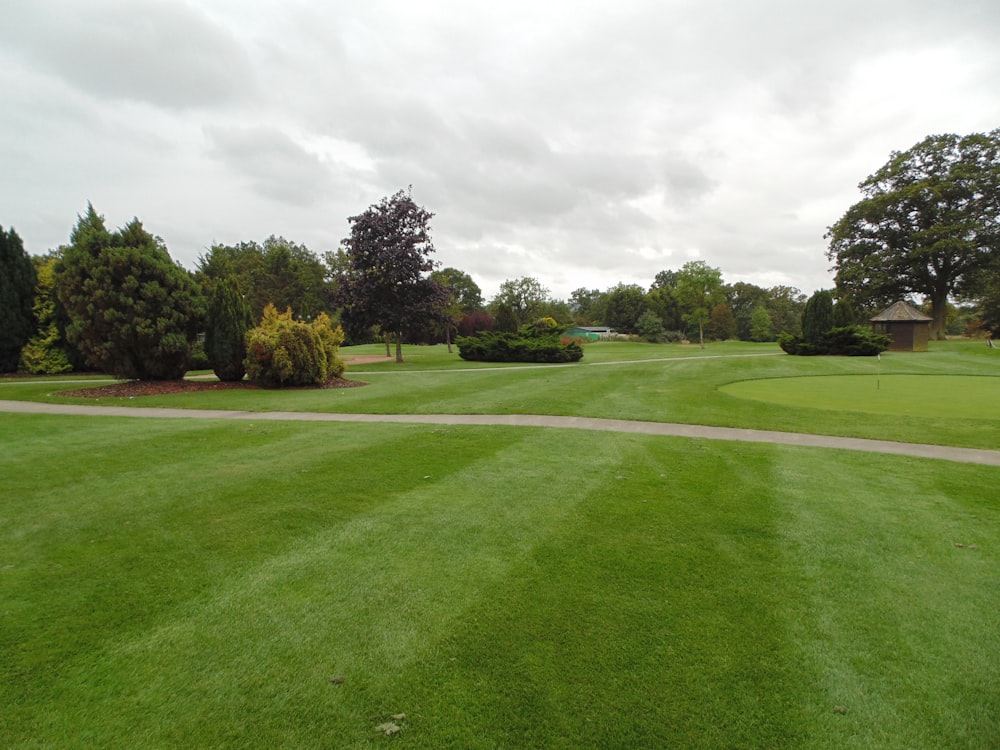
3, 399, 999, 467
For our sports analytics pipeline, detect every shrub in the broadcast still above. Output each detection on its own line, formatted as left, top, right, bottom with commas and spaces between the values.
780, 326, 890, 356
244, 304, 345, 387
636, 310, 667, 343
457, 323, 583, 363
822, 325, 892, 356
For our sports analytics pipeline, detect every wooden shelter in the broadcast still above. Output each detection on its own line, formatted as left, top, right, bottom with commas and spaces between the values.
871, 301, 932, 352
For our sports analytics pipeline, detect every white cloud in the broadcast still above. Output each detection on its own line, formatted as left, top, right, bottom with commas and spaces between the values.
2, 0, 998, 302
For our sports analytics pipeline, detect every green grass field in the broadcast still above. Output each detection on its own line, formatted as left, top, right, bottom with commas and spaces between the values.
1, 340, 998, 748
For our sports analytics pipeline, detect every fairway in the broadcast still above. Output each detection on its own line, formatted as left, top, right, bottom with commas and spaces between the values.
721, 374, 1000, 420
2, 342, 999, 748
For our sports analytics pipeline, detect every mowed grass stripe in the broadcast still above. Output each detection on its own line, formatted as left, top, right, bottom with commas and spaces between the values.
773, 450, 1000, 750
378, 438, 811, 749
2, 420, 629, 747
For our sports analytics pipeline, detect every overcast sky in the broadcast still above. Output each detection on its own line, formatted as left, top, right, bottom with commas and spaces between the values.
3, 0, 998, 301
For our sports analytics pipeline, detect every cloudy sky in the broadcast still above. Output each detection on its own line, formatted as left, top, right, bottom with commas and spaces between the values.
3, 0, 999, 301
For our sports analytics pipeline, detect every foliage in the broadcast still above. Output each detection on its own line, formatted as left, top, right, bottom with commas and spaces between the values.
243, 304, 344, 387
19, 257, 72, 374
826, 129, 1000, 340
749, 306, 773, 342
456, 321, 583, 362
635, 309, 668, 342
675, 260, 724, 348
763, 285, 806, 337
54, 205, 204, 380
833, 297, 857, 327
334, 189, 449, 362
569, 287, 607, 325
430, 267, 484, 313
197, 236, 329, 322
205, 277, 254, 381
489, 276, 552, 332
779, 325, 890, 356
801, 289, 835, 344
458, 310, 494, 337
603, 283, 648, 333
707, 301, 736, 340
0, 224, 37, 372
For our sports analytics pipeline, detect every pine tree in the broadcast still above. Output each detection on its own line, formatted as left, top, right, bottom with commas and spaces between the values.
0, 225, 37, 372
205, 277, 253, 381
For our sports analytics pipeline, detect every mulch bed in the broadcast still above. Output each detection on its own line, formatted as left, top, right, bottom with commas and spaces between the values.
70, 378, 367, 399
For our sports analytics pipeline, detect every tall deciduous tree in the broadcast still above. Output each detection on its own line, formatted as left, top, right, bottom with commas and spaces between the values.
54, 205, 204, 380
826, 130, 1000, 340
603, 283, 649, 333
335, 189, 448, 363
0, 224, 37, 372
489, 277, 551, 332
675, 260, 724, 348
197, 236, 329, 322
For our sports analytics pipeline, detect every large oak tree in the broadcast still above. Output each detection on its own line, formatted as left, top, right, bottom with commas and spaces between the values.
826, 130, 1000, 339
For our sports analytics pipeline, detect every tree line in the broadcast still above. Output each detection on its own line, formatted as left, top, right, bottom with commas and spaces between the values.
2, 129, 998, 378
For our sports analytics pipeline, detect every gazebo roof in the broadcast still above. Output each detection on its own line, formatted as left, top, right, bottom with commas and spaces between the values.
871, 301, 932, 322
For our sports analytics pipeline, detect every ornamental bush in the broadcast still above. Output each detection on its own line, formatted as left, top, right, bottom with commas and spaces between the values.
244, 304, 345, 387
779, 325, 890, 356
456, 321, 583, 363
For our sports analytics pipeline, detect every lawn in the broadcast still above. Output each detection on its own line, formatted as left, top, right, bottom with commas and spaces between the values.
1, 340, 998, 748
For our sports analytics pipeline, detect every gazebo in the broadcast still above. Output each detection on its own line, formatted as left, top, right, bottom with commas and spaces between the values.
871, 301, 933, 352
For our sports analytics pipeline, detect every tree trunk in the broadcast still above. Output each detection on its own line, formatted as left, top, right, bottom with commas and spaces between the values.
395, 334, 404, 364
384, 333, 391, 357
446, 324, 452, 354
931, 291, 948, 340
698, 321, 705, 349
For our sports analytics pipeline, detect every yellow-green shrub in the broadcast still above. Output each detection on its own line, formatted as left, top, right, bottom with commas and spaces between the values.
244, 304, 345, 387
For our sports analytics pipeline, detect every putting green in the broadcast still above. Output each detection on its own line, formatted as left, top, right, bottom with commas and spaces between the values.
721, 374, 1000, 420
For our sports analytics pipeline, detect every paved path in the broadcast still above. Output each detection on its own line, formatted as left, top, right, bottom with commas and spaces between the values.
3, 399, 999, 467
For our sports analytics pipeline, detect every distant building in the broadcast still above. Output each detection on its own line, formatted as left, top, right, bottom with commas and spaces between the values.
564, 326, 616, 341
871, 301, 932, 352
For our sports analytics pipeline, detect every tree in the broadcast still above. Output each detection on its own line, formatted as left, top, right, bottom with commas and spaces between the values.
569, 287, 607, 325
431, 267, 483, 313
826, 130, 1000, 340
635, 309, 667, 342
205, 276, 253, 381
801, 290, 835, 344
489, 277, 551, 332
0, 224, 37, 372
764, 285, 807, 337
334, 189, 448, 363
197, 236, 329, 322
429, 267, 483, 352
749, 306, 773, 342
19, 255, 73, 374
726, 281, 769, 341
54, 204, 204, 380
603, 283, 648, 333
675, 260, 724, 348
707, 301, 736, 340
